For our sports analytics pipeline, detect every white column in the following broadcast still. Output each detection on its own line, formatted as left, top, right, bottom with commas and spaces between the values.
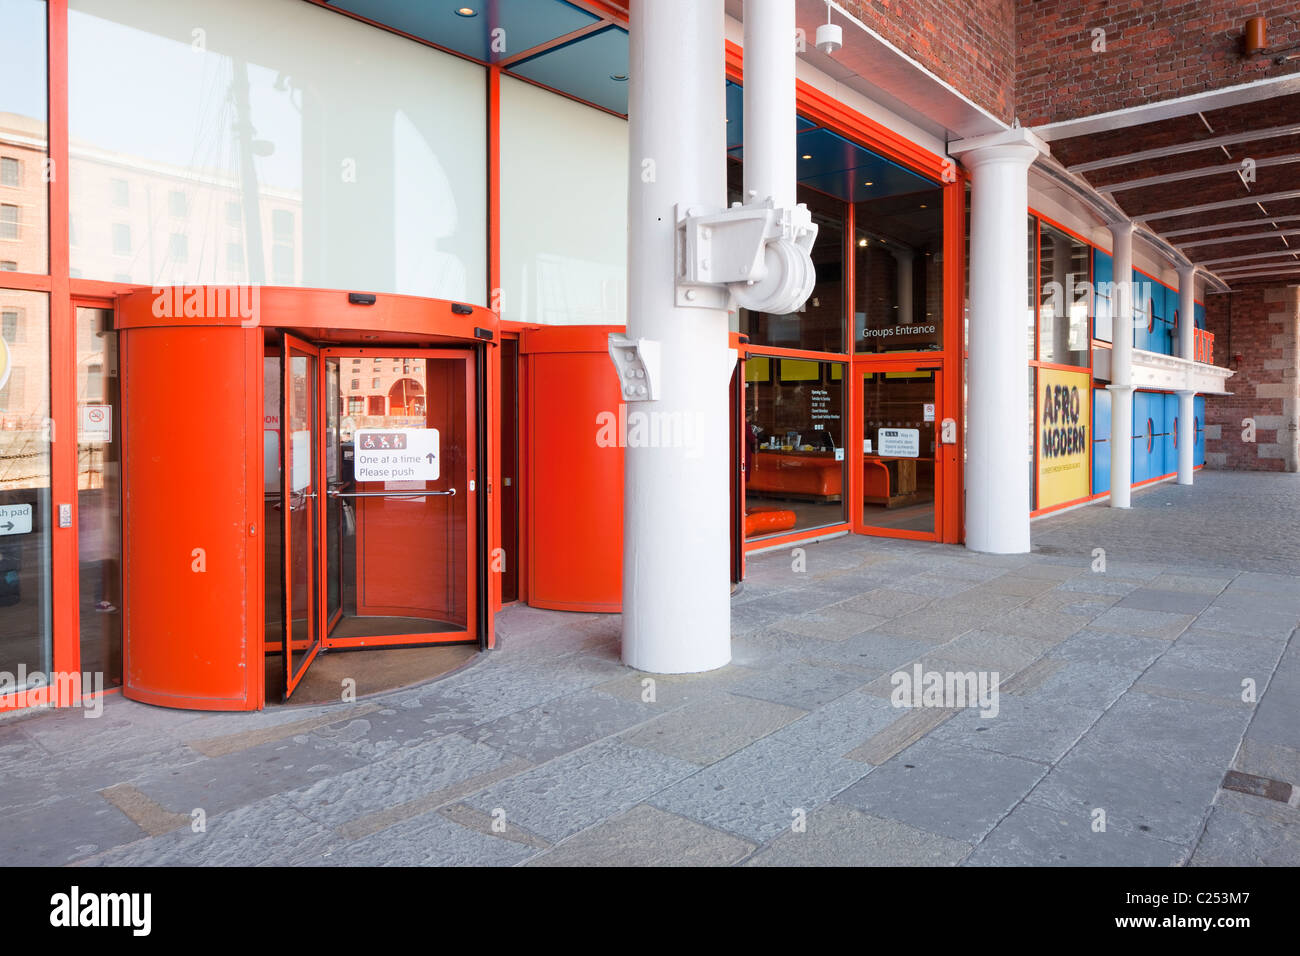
1177, 264, 1197, 485
743, 0, 796, 211
950, 128, 1047, 554
621, 0, 731, 674
1108, 221, 1134, 508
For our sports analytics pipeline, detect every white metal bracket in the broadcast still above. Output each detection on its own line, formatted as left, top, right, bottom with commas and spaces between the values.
608, 334, 661, 402
675, 199, 818, 314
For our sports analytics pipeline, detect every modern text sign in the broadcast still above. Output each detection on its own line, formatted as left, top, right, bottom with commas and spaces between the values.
1037, 367, 1090, 509
355, 429, 440, 481
878, 428, 920, 457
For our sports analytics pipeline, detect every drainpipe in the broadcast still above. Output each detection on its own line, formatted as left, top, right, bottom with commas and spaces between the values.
1177, 264, 1197, 485
615, 0, 814, 673
1108, 221, 1134, 508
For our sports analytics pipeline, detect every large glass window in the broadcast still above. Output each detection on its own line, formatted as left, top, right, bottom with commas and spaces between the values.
0, 0, 49, 275
1038, 223, 1090, 367
744, 359, 846, 537
76, 307, 121, 689
734, 173, 846, 354
0, 289, 51, 691
499, 75, 627, 325
69, 0, 487, 300
855, 187, 943, 352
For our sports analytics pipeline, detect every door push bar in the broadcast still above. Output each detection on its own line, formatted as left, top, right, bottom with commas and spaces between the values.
326, 488, 456, 498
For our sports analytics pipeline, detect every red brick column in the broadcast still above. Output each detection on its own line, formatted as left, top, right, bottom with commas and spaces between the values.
1204, 285, 1300, 472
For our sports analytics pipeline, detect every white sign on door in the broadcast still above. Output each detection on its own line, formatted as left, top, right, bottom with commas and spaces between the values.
878, 428, 920, 458
0, 503, 33, 536
354, 428, 440, 482
922, 403, 935, 422
80, 404, 112, 442
290, 430, 313, 492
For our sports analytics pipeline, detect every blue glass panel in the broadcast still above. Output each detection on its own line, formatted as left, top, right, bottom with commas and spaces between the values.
726, 81, 744, 150
1162, 391, 1178, 476
1195, 302, 1206, 330
1092, 387, 1111, 495
510, 26, 630, 114
726, 82, 814, 152
332, 0, 598, 62
1195, 395, 1206, 466
1133, 391, 1156, 483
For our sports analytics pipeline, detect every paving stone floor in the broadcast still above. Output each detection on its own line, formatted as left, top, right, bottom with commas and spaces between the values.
2, 471, 1298, 866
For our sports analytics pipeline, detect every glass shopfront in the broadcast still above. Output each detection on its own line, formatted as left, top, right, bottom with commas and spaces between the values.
744, 359, 846, 537
0, 290, 52, 689
855, 185, 944, 353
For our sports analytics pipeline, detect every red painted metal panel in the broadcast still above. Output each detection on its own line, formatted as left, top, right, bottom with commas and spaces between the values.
525, 329, 623, 611
122, 327, 257, 710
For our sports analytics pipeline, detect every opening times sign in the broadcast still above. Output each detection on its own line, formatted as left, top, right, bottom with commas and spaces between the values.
1037, 367, 1090, 509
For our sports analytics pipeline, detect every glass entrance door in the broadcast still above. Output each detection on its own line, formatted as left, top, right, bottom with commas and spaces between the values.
282, 334, 324, 698
277, 343, 477, 700
320, 348, 476, 648
857, 366, 941, 538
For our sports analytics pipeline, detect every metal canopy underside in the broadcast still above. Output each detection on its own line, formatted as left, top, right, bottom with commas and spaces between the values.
1045, 90, 1300, 289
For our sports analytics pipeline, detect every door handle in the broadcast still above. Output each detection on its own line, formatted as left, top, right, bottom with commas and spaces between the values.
327, 489, 456, 498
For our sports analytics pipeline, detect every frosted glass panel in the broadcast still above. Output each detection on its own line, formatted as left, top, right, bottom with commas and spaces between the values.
500, 76, 627, 325
0, 0, 49, 275
68, 0, 486, 302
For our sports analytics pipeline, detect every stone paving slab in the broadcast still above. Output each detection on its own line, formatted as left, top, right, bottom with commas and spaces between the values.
464, 689, 655, 762
928, 696, 1100, 764
82, 795, 338, 867
527, 805, 754, 867
1024, 693, 1250, 846
621, 692, 805, 766
646, 734, 873, 844
467, 739, 698, 844
1188, 805, 1300, 866
747, 803, 971, 866
834, 737, 1049, 844
965, 801, 1188, 867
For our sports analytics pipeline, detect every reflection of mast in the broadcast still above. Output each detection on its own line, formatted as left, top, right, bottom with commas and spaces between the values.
231, 57, 266, 284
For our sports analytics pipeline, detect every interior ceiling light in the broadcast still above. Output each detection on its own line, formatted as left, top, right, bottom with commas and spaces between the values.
611, 73, 628, 81
802, 154, 812, 159
455, 7, 477, 17
858, 238, 868, 247
864, 181, 873, 186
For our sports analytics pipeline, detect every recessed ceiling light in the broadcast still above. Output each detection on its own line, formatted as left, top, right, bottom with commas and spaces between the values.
610, 73, 628, 81
920, 203, 928, 208
863, 181, 874, 186
857, 238, 868, 247
802, 154, 812, 160
455, 7, 477, 17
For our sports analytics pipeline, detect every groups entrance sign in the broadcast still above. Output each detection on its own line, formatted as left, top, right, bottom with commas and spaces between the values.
355, 428, 440, 482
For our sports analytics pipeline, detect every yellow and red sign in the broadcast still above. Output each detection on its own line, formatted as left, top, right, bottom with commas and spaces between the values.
1037, 367, 1090, 509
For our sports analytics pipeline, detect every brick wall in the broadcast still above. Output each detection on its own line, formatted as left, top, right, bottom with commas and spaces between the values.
1015, 1, 1300, 126
1203, 285, 1300, 471
838, 0, 1017, 123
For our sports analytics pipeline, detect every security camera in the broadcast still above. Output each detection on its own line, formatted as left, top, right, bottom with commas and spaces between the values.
816, 22, 842, 54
